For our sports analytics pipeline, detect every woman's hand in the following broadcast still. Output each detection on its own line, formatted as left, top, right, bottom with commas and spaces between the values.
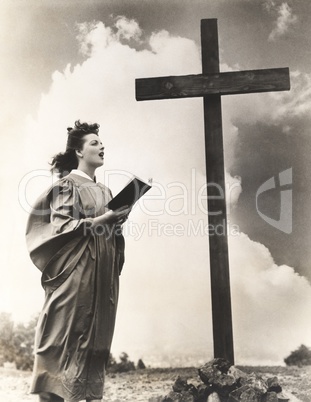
92, 206, 131, 228
104, 206, 131, 225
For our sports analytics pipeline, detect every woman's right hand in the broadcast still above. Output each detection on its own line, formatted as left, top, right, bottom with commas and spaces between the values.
103, 206, 130, 225
92, 206, 130, 227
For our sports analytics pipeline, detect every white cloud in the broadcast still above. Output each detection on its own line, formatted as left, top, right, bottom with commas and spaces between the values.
76, 21, 113, 56
226, 172, 242, 213
6, 17, 311, 366
115, 16, 142, 42
264, 0, 277, 13
76, 17, 143, 58
221, 69, 311, 136
268, 2, 298, 41
219, 68, 308, 170
229, 233, 311, 364
270, 71, 311, 118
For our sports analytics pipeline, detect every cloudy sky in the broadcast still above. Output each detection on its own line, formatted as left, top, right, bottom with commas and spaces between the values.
1, 0, 311, 366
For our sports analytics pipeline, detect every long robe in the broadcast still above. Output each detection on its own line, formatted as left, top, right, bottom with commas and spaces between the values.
26, 173, 125, 401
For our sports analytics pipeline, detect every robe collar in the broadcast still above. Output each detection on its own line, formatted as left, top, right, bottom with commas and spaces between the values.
71, 169, 96, 182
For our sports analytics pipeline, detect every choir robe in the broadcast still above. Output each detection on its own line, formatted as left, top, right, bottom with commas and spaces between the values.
26, 173, 125, 401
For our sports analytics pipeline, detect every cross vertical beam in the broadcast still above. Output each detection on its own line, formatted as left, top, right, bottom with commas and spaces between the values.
135, 18, 290, 366
201, 19, 234, 364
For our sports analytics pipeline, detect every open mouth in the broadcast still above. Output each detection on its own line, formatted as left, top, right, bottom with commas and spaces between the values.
99, 151, 104, 158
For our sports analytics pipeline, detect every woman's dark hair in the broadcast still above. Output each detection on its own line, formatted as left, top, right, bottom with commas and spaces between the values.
50, 120, 100, 177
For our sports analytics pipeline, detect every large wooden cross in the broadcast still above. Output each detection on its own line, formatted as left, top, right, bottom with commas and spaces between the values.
135, 19, 290, 364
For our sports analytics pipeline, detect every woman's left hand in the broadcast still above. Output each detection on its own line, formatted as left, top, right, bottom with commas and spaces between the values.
116, 208, 131, 225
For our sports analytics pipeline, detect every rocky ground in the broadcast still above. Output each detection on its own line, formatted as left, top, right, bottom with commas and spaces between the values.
0, 365, 310, 402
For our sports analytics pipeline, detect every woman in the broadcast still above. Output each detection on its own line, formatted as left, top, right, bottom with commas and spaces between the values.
26, 121, 130, 402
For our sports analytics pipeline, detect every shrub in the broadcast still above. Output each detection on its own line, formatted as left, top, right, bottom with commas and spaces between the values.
0, 312, 38, 371
107, 352, 136, 373
284, 344, 311, 367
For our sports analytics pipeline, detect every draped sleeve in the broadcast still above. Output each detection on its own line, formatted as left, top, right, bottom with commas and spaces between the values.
26, 178, 94, 291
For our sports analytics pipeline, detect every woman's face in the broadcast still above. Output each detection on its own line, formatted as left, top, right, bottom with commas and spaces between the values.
79, 133, 105, 168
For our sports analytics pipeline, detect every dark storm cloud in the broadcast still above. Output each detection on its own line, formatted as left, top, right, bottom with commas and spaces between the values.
230, 116, 311, 280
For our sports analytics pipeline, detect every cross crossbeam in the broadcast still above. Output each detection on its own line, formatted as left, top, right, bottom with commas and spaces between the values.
135, 18, 290, 365
136, 68, 290, 100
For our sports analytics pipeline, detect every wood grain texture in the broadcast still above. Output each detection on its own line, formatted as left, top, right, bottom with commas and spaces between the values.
136, 68, 290, 101
201, 19, 234, 365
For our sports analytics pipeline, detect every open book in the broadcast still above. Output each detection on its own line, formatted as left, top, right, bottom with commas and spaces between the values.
106, 176, 152, 210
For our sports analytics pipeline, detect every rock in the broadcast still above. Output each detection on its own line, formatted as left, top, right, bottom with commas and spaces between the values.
277, 390, 303, 402
199, 359, 232, 381
163, 390, 195, 402
172, 376, 198, 399
163, 391, 182, 401
229, 385, 263, 402
198, 362, 237, 397
212, 358, 233, 373
240, 372, 268, 393
180, 391, 196, 402
149, 397, 165, 402
173, 376, 190, 393
207, 392, 222, 402
187, 383, 199, 399
266, 376, 282, 393
263, 391, 279, 402
277, 391, 290, 402
228, 366, 247, 384
198, 364, 215, 385
196, 383, 211, 402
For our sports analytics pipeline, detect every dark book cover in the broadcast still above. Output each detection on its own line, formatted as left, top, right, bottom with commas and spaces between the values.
106, 177, 152, 210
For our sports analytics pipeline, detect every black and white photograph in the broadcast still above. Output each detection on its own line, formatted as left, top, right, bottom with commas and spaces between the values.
0, 0, 311, 401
